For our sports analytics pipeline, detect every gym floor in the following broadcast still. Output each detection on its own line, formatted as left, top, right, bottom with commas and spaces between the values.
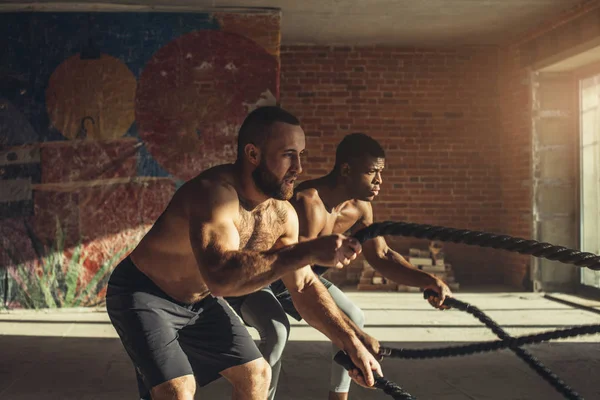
1, 287, 599, 400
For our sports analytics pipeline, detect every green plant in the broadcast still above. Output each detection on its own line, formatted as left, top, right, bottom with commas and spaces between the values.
1, 218, 133, 309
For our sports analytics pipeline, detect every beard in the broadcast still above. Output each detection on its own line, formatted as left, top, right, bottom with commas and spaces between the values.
252, 160, 295, 200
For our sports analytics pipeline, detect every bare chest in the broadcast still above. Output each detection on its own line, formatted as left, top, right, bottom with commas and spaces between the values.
322, 206, 362, 236
235, 205, 287, 251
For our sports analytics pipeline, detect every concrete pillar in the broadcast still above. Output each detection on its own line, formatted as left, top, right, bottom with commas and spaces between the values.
531, 72, 579, 292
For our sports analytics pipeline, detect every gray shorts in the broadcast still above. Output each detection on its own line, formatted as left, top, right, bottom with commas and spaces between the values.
106, 257, 262, 398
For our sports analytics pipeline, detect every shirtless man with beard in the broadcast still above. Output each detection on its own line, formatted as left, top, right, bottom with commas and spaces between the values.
105, 107, 383, 400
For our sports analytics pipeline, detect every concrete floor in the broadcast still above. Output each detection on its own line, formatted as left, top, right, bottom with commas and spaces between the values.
1, 288, 599, 400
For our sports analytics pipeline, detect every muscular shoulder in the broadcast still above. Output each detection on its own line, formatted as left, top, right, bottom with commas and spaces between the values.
291, 187, 328, 236
181, 165, 240, 217
293, 187, 325, 210
194, 178, 237, 204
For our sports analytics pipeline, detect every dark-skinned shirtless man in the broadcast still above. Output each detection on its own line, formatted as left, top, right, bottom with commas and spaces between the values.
105, 109, 383, 400
228, 133, 453, 400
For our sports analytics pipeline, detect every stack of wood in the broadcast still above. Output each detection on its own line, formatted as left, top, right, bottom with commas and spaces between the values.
357, 241, 460, 292
357, 263, 398, 291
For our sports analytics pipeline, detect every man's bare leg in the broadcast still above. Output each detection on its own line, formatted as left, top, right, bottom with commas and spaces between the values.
150, 375, 196, 400
221, 358, 271, 399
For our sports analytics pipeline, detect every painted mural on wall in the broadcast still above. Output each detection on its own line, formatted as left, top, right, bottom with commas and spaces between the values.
0, 11, 281, 309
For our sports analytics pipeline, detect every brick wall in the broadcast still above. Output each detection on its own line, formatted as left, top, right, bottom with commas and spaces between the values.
496, 46, 534, 288
280, 46, 506, 286
279, 1, 600, 290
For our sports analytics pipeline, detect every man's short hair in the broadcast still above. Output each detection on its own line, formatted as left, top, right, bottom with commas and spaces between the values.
333, 133, 385, 172
236, 106, 300, 161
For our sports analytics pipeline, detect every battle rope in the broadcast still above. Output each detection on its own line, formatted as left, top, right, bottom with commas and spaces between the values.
421, 289, 584, 400
335, 290, 594, 400
332, 221, 600, 399
333, 351, 417, 400
379, 323, 600, 359
351, 221, 600, 270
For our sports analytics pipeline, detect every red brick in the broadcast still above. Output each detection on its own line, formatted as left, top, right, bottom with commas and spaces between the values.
279, 1, 600, 288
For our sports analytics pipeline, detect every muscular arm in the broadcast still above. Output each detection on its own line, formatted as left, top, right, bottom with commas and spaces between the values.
279, 199, 362, 352
189, 181, 317, 297
283, 267, 363, 351
357, 203, 441, 288
289, 191, 368, 342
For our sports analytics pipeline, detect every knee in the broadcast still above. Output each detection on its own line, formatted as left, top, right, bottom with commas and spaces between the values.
151, 376, 195, 400
225, 357, 272, 390
246, 357, 272, 388
257, 357, 272, 385
345, 305, 365, 328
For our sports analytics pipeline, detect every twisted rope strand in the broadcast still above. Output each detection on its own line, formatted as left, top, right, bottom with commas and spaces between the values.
381, 324, 600, 359
329, 222, 600, 399
351, 221, 600, 270
422, 290, 584, 400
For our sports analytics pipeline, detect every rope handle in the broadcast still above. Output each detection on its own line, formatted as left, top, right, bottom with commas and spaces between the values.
423, 289, 446, 305
333, 351, 417, 400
